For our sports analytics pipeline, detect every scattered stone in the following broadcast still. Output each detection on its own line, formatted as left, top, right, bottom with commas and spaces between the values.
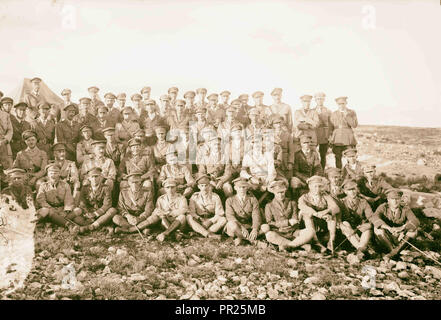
39, 250, 51, 259
394, 261, 407, 271
369, 288, 384, 296
29, 282, 42, 290
398, 271, 409, 279
107, 246, 117, 254
310, 292, 326, 300
188, 259, 198, 266
346, 253, 360, 265
234, 258, 243, 264
289, 270, 299, 278
102, 266, 111, 275
129, 274, 146, 282
304, 277, 320, 285
116, 248, 128, 256
425, 266, 441, 280
383, 282, 400, 294
417, 158, 427, 166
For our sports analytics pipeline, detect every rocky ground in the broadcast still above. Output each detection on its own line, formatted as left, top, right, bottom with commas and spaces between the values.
2, 125, 441, 300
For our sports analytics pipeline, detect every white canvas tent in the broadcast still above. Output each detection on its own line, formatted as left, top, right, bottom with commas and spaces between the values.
7, 78, 63, 106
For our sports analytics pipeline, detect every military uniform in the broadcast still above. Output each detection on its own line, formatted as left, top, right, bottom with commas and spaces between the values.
342, 162, 363, 181
264, 197, 300, 237
56, 118, 81, 161
357, 175, 392, 209
32, 114, 55, 158
80, 155, 116, 189
269, 99, 293, 134
24, 90, 45, 121
315, 105, 333, 168
0, 109, 13, 169
115, 119, 141, 146
76, 138, 94, 166
166, 110, 191, 132
106, 107, 122, 127
158, 163, 195, 195
10, 114, 31, 158
114, 183, 155, 225
292, 149, 323, 185
152, 140, 172, 169
105, 139, 126, 169
293, 107, 319, 146
119, 147, 157, 184
225, 190, 261, 236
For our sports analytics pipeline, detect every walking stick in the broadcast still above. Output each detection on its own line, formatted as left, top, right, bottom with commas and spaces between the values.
401, 238, 441, 267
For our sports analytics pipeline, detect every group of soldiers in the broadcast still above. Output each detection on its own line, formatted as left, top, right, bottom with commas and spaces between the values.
0, 78, 421, 260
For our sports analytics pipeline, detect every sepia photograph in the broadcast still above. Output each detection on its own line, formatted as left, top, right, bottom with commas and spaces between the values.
0, 0, 440, 309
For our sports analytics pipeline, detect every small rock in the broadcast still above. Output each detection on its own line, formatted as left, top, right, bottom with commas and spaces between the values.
108, 246, 116, 253
116, 248, 128, 256
217, 276, 227, 284
190, 254, 202, 263
89, 246, 102, 255
310, 292, 326, 300
417, 158, 427, 166
180, 291, 194, 300
398, 271, 409, 279
130, 274, 146, 282
346, 253, 360, 265
425, 266, 441, 280
257, 292, 267, 299
29, 282, 42, 290
304, 276, 320, 285
267, 288, 279, 299
289, 270, 299, 278
77, 271, 88, 282
369, 288, 383, 296
234, 258, 243, 264
190, 294, 200, 300
102, 266, 111, 275
383, 282, 400, 294
188, 259, 198, 266
394, 261, 407, 271
39, 250, 51, 259
156, 295, 167, 300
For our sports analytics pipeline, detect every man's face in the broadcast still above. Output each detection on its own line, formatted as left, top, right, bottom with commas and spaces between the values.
131, 144, 141, 156
302, 100, 311, 109
235, 185, 247, 197
272, 93, 282, 103
132, 99, 142, 108
197, 92, 206, 101
48, 170, 60, 182
160, 99, 169, 108
25, 136, 37, 149
309, 183, 323, 195
80, 102, 91, 111
199, 183, 210, 193
105, 98, 115, 107
79, 105, 87, 116
175, 102, 185, 112
94, 145, 105, 157
40, 108, 50, 118
98, 109, 107, 119
185, 97, 194, 105
81, 129, 92, 140
128, 177, 142, 191
66, 109, 76, 120
89, 90, 98, 99
364, 170, 375, 180
346, 154, 357, 164
32, 81, 40, 93
221, 95, 229, 104
240, 96, 248, 105
195, 112, 205, 122
156, 131, 166, 141
142, 92, 150, 100
164, 185, 176, 196
301, 141, 311, 152
274, 189, 285, 201
231, 101, 240, 112
329, 175, 341, 186
253, 96, 263, 105
315, 96, 325, 106
104, 132, 114, 143
117, 99, 126, 108
2, 102, 13, 113
145, 102, 155, 113
345, 187, 358, 199
63, 93, 71, 101
10, 175, 24, 186
338, 101, 347, 109
169, 92, 177, 101
208, 97, 218, 107
89, 174, 102, 188
54, 149, 65, 161
16, 107, 26, 118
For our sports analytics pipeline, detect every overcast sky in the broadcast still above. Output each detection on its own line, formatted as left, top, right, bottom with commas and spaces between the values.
0, 0, 440, 127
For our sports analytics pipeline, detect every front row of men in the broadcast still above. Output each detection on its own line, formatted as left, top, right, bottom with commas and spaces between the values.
3, 158, 420, 261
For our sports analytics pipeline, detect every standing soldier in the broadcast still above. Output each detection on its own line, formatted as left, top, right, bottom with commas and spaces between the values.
131, 93, 146, 121
140, 99, 166, 133
357, 164, 392, 211
238, 94, 252, 112
36, 163, 76, 229
194, 107, 214, 144
195, 88, 208, 108
10, 102, 32, 158
230, 99, 249, 128
103, 127, 126, 169
167, 99, 191, 139
224, 123, 245, 183
298, 176, 340, 254
37, 143, 80, 203
56, 103, 81, 161
187, 174, 226, 239
80, 140, 117, 191
59, 88, 73, 121
140, 87, 151, 105
329, 96, 358, 169
183, 91, 196, 119
217, 106, 239, 141
72, 167, 117, 234
225, 177, 261, 246
371, 189, 420, 259
115, 107, 141, 146
291, 135, 323, 194
13, 130, 47, 189
244, 108, 263, 150
342, 148, 363, 181
0, 97, 13, 169
112, 172, 155, 235
272, 115, 294, 181
1, 96, 14, 114
314, 92, 333, 169
88, 86, 103, 115
76, 97, 100, 128
293, 95, 319, 149
93, 105, 112, 140
158, 94, 172, 118
168, 87, 179, 108
219, 91, 231, 109
116, 93, 126, 110
31, 102, 55, 159
137, 178, 188, 242
252, 91, 271, 121
104, 93, 121, 127
339, 179, 374, 259
269, 88, 292, 133
76, 125, 94, 166
262, 180, 315, 251
24, 77, 45, 122
206, 93, 224, 129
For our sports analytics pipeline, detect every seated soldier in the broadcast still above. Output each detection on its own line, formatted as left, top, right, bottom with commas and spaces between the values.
131, 128, 154, 162
80, 140, 116, 191
326, 167, 345, 199
298, 176, 339, 254
158, 148, 195, 198
152, 125, 172, 171
342, 148, 363, 181
76, 125, 94, 166
13, 130, 47, 189
225, 177, 261, 246
187, 174, 227, 239
115, 107, 141, 147
1, 168, 33, 209
103, 126, 126, 169
196, 135, 233, 197
371, 188, 420, 259
72, 167, 117, 234
118, 138, 156, 191
240, 133, 277, 195
262, 180, 315, 251
339, 179, 374, 259
272, 115, 294, 181
36, 164, 76, 230
172, 123, 195, 170
357, 164, 392, 211
133, 178, 188, 242
37, 142, 81, 202
112, 172, 155, 234
291, 135, 323, 195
